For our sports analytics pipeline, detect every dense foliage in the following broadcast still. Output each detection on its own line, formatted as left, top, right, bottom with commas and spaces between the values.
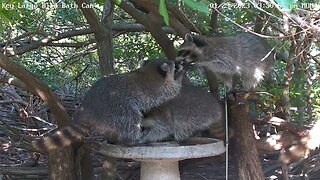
0, 0, 318, 123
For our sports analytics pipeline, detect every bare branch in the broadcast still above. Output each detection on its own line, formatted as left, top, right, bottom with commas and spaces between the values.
0, 53, 70, 127
253, 116, 308, 137
2, 29, 92, 56
1, 23, 175, 56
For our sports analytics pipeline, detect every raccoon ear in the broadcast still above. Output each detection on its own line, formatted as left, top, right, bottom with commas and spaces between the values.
184, 33, 194, 43
159, 62, 169, 72
184, 34, 207, 47
140, 60, 150, 66
158, 62, 170, 77
140, 60, 146, 66
192, 36, 207, 47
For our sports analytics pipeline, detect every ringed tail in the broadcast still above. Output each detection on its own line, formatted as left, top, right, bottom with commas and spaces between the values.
32, 123, 90, 153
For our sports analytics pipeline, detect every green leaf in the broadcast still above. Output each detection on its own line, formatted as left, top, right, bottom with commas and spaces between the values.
0, 8, 20, 25
114, 0, 122, 6
183, 0, 210, 15
274, 0, 296, 10
96, 0, 104, 5
159, 0, 169, 25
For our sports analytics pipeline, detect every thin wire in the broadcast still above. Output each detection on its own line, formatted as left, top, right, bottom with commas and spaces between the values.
224, 85, 229, 180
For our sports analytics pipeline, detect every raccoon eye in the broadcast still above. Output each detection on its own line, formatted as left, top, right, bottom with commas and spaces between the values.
177, 50, 184, 56
190, 53, 198, 59
178, 50, 190, 57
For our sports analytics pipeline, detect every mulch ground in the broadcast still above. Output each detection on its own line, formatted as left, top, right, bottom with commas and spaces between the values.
0, 144, 319, 179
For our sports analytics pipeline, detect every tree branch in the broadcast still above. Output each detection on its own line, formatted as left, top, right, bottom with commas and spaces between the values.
2, 29, 92, 56
0, 53, 70, 127
253, 116, 308, 137
0, 74, 32, 92
256, 131, 297, 153
1, 23, 175, 56
114, 0, 176, 59
75, 0, 114, 75
166, 3, 207, 35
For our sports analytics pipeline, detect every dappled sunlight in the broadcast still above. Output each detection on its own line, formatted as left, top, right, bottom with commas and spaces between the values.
5, 48, 16, 55
41, 36, 53, 43
305, 120, 320, 150
0, 142, 11, 152
254, 68, 264, 81
266, 134, 284, 150
235, 65, 241, 73
8, 77, 16, 84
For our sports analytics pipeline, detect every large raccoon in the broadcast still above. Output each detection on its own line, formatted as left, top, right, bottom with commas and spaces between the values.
138, 85, 223, 143
176, 33, 275, 91
32, 59, 185, 152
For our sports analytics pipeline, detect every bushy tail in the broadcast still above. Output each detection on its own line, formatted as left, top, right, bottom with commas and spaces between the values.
32, 124, 90, 153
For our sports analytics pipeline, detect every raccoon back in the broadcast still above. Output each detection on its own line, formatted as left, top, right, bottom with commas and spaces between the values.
141, 85, 223, 142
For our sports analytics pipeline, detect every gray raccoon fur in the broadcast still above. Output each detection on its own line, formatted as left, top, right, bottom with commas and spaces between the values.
139, 85, 223, 143
32, 59, 185, 152
176, 33, 275, 91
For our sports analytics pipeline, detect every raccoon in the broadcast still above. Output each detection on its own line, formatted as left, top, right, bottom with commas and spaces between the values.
32, 59, 185, 152
138, 85, 223, 144
176, 33, 275, 91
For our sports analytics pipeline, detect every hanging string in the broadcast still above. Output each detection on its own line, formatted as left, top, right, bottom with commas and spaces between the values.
224, 85, 229, 180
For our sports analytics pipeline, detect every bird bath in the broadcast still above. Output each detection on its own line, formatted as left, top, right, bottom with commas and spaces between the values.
100, 137, 225, 180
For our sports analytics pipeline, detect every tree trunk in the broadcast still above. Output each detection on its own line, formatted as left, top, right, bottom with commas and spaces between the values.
209, 0, 222, 34
281, 31, 301, 122
48, 147, 76, 180
280, 31, 301, 180
230, 103, 264, 180
75, 0, 114, 76
77, 144, 94, 180
96, 26, 114, 76
97, 0, 114, 76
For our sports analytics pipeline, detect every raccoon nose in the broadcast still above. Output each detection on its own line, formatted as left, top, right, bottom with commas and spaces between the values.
174, 58, 191, 71
175, 57, 184, 63
173, 67, 184, 80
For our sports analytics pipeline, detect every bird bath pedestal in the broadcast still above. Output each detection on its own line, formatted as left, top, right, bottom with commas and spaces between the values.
100, 137, 225, 180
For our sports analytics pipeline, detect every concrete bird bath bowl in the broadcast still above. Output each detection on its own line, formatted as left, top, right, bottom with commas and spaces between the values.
100, 137, 225, 180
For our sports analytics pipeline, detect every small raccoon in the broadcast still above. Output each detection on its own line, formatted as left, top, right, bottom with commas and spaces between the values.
176, 33, 275, 91
138, 85, 223, 144
32, 59, 185, 152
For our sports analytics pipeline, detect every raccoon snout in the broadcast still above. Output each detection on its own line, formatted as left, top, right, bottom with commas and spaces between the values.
174, 57, 185, 66
173, 64, 185, 80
